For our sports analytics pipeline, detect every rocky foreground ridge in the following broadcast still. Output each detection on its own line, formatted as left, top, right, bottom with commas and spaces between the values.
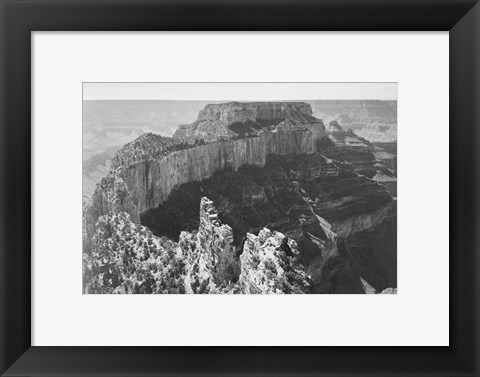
84, 101, 397, 294
84, 197, 311, 294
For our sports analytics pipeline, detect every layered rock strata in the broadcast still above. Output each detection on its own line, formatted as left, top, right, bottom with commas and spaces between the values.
85, 102, 326, 235
174, 102, 324, 142
320, 121, 397, 197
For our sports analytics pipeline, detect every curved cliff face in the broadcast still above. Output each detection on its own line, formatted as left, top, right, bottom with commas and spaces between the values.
122, 130, 320, 214
87, 102, 326, 227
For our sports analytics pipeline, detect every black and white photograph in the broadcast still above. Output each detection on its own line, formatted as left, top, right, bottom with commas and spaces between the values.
82, 83, 397, 294
5, 0, 480, 372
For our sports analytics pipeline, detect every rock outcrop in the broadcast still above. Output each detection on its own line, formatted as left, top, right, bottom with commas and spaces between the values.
325, 120, 343, 133
180, 197, 238, 293
238, 228, 312, 294
361, 279, 397, 294
83, 197, 311, 294
174, 102, 324, 142
83, 173, 140, 245
380, 288, 397, 294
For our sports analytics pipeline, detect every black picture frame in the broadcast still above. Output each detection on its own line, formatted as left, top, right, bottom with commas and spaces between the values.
1, 0, 479, 376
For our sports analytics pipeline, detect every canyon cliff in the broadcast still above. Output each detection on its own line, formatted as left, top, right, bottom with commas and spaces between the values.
85, 102, 326, 233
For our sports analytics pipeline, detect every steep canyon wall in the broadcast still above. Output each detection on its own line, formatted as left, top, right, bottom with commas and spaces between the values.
86, 102, 327, 237
123, 129, 322, 214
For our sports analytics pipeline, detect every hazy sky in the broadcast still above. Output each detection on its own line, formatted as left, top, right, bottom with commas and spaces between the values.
83, 82, 397, 101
